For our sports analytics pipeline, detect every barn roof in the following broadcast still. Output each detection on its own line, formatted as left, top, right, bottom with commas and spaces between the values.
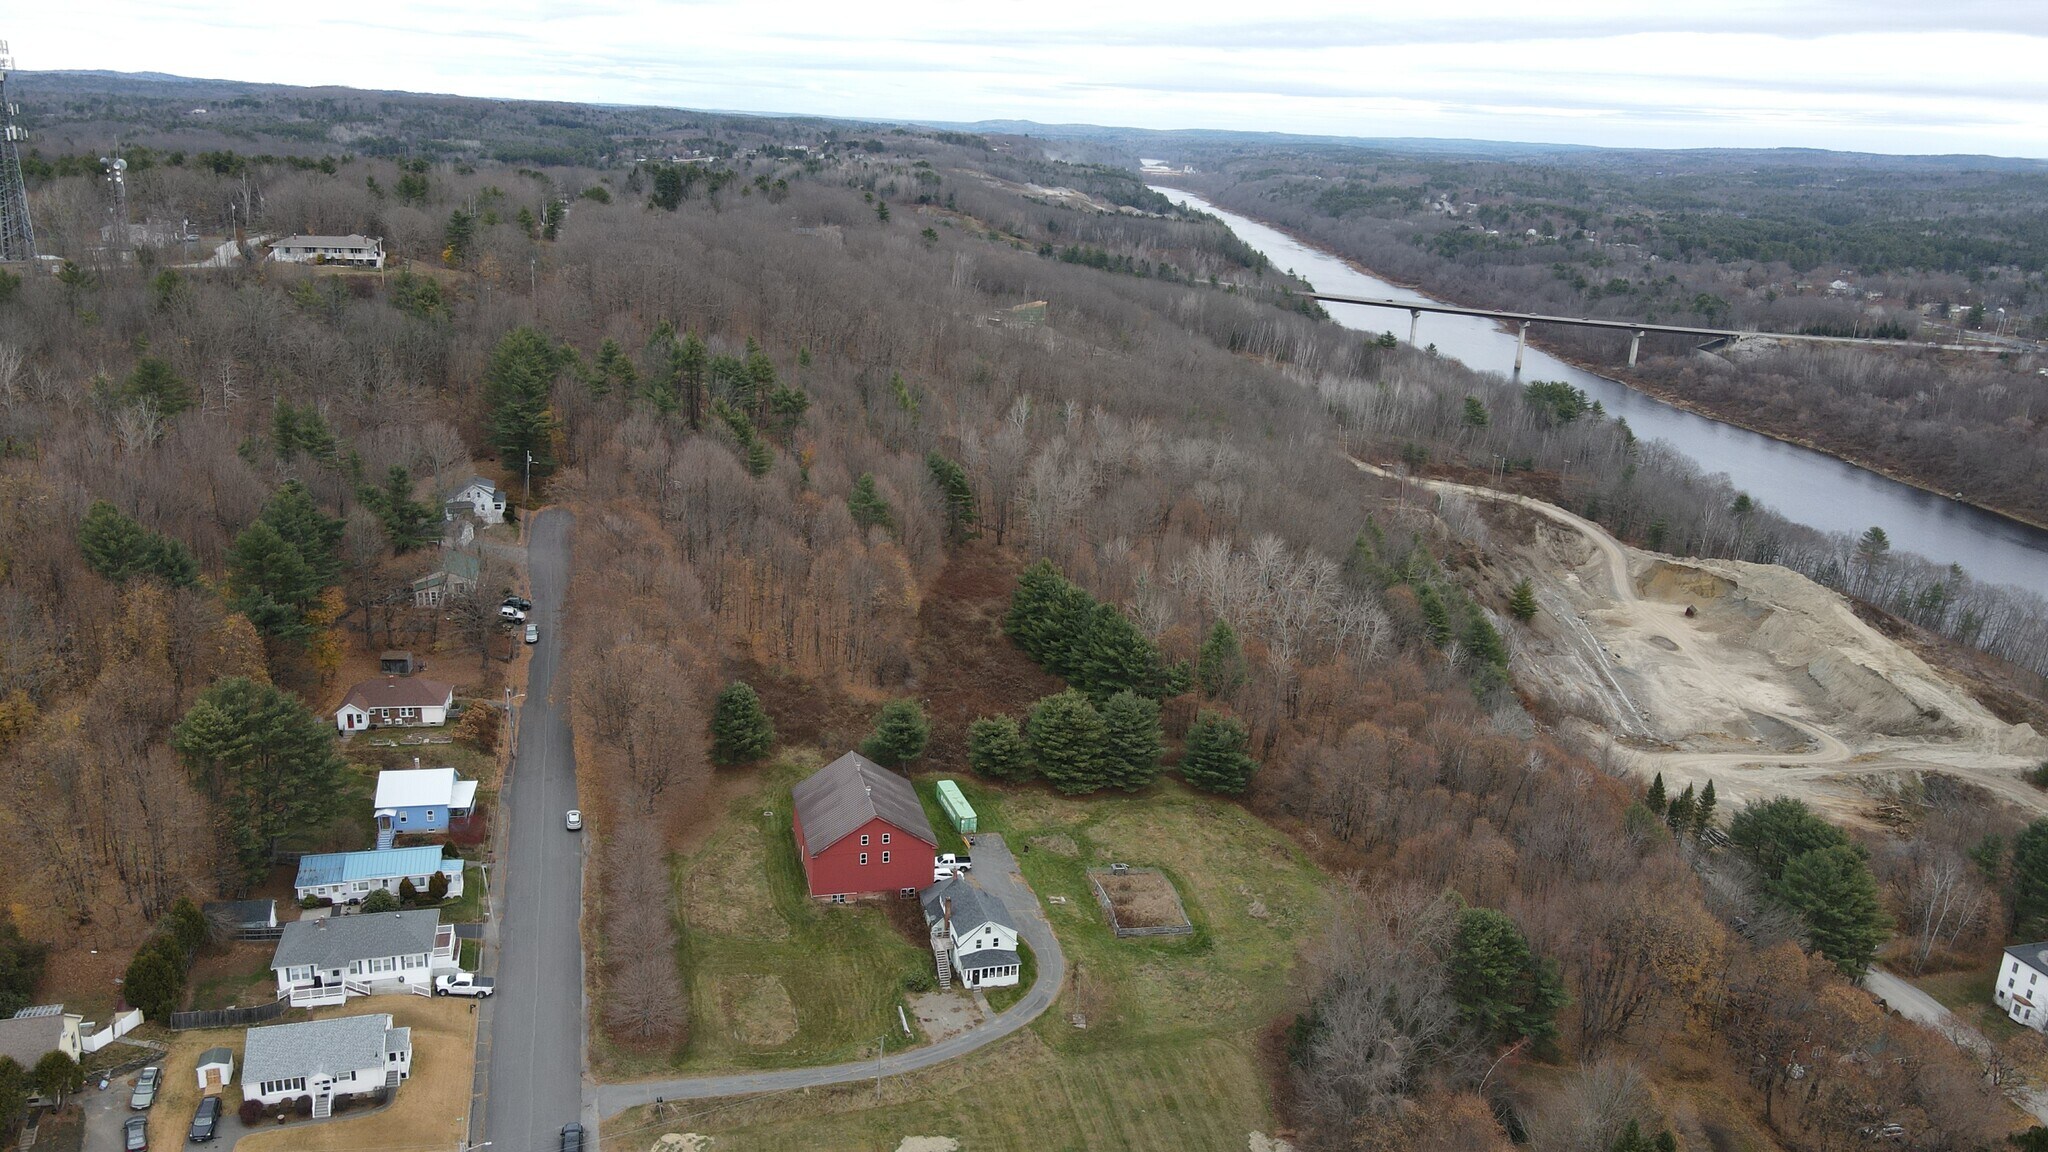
791, 751, 936, 855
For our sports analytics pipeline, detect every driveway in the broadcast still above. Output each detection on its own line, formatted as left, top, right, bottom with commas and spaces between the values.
597, 832, 1065, 1116
472, 508, 590, 1150
1863, 967, 2048, 1124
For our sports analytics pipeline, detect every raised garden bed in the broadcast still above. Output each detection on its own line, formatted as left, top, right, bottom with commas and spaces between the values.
1086, 866, 1193, 939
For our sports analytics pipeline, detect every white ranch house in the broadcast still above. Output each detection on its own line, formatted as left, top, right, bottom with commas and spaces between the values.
269, 910, 457, 1006
242, 1013, 411, 1116
921, 874, 1021, 990
294, 846, 463, 905
1996, 942, 2048, 1031
270, 234, 385, 268
334, 677, 454, 733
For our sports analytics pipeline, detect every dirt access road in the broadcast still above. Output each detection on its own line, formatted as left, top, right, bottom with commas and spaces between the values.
1353, 459, 2047, 822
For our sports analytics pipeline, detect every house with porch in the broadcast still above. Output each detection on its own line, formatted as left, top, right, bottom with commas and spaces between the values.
444, 477, 507, 526
371, 766, 477, 848
269, 234, 385, 268
295, 846, 464, 905
921, 873, 1021, 990
791, 751, 939, 901
242, 1012, 411, 1117
410, 552, 479, 609
269, 910, 457, 1007
334, 677, 454, 733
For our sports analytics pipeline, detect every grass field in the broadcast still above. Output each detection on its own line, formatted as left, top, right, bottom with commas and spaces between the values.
608, 775, 1332, 1151
659, 762, 931, 1073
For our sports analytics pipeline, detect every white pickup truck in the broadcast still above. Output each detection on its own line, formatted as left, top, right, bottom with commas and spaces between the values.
933, 853, 973, 880
434, 972, 496, 997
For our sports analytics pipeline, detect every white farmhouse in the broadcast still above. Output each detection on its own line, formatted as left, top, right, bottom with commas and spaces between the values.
270, 910, 458, 1006
1995, 942, 2048, 1031
242, 1013, 411, 1116
270, 234, 385, 268
921, 874, 1021, 990
444, 477, 507, 526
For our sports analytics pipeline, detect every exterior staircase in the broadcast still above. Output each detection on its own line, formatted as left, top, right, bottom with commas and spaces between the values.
311, 1093, 332, 1119
931, 933, 952, 990
375, 822, 395, 850
384, 1069, 402, 1091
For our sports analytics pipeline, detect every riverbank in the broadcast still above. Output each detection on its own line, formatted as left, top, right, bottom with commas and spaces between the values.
1160, 181, 2048, 540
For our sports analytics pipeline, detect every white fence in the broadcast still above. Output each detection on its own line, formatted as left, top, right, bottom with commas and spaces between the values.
79, 1008, 144, 1054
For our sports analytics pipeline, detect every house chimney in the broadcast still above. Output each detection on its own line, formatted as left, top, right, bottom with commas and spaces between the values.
942, 898, 953, 940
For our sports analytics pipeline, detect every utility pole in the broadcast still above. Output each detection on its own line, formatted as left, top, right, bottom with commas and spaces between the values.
523, 450, 533, 506
876, 1033, 885, 1102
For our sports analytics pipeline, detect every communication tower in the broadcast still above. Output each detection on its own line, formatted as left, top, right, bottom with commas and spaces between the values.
0, 40, 34, 262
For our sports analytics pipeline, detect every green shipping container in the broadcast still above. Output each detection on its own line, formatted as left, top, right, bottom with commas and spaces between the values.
935, 779, 977, 834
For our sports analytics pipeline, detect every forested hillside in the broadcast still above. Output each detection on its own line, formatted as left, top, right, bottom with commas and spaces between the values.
0, 73, 2039, 1152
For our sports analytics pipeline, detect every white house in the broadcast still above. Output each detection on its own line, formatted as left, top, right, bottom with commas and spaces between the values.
920, 874, 1021, 990
0, 1005, 83, 1068
242, 1013, 411, 1116
1995, 942, 2048, 1031
269, 910, 458, 1007
295, 846, 464, 905
444, 477, 507, 526
334, 677, 454, 734
270, 234, 385, 268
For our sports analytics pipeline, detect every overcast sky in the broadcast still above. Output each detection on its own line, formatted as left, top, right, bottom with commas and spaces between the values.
17, 2, 2048, 156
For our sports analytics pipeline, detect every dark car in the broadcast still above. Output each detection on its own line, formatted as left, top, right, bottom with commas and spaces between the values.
124, 1115, 149, 1151
187, 1095, 221, 1143
503, 596, 533, 612
561, 1122, 585, 1152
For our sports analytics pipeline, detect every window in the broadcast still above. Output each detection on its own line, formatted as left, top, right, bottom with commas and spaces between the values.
860, 834, 870, 846
859, 853, 869, 865
881, 852, 890, 863
831, 894, 847, 904
881, 833, 890, 845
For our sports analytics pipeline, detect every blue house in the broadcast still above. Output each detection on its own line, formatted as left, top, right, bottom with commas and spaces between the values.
372, 767, 478, 849
294, 847, 464, 905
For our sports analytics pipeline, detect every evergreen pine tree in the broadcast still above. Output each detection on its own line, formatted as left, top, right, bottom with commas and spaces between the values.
1027, 690, 1107, 795
122, 355, 193, 416
1074, 602, 1157, 700
861, 699, 930, 767
1666, 784, 1696, 833
967, 716, 1033, 781
1418, 584, 1451, 647
2012, 819, 2048, 939
678, 331, 708, 429
259, 479, 344, 586
482, 327, 563, 474
925, 452, 978, 541
1003, 560, 1063, 660
1693, 780, 1718, 837
744, 438, 773, 477
225, 521, 319, 639
1508, 579, 1539, 623
1645, 773, 1667, 816
1775, 844, 1889, 976
710, 681, 775, 765
77, 501, 153, 583
1180, 710, 1258, 794
1448, 906, 1569, 1046
847, 472, 893, 530
361, 467, 436, 553
1099, 691, 1163, 792
172, 675, 346, 883
1195, 619, 1248, 698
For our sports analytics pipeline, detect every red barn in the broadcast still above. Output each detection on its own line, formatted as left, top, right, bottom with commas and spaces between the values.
791, 752, 938, 901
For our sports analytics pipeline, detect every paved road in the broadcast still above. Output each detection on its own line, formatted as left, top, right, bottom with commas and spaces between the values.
1862, 967, 2048, 1125
596, 832, 1065, 1116
474, 509, 590, 1151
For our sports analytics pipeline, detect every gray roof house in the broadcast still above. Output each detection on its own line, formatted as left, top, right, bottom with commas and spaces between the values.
921, 874, 1021, 991
270, 910, 456, 1007
242, 1013, 412, 1113
0, 1006, 82, 1066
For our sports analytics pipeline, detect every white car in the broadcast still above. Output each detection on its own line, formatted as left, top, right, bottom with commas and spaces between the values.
434, 972, 495, 997
499, 604, 527, 621
565, 809, 583, 831
524, 622, 539, 644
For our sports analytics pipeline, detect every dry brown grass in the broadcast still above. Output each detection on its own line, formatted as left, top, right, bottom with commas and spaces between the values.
1091, 869, 1188, 929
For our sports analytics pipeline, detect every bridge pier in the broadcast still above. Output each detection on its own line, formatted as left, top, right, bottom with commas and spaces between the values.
1628, 329, 1643, 367
1408, 308, 1421, 345
1514, 321, 1529, 377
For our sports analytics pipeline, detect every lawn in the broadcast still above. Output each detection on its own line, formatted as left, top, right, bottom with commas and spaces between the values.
986, 940, 1035, 1013
607, 775, 1333, 1151
147, 996, 478, 1152
441, 864, 488, 923
638, 762, 931, 1075
1914, 963, 2032, 1043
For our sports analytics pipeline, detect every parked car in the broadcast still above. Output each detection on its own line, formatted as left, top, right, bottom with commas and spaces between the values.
933, 852, 973, 879
435, 972, 496, 997
130, 1065, 160, 1109
503, 596, 533, 612
498, 604, 527, 621
524, 622, 539, 644
125, 1115, 149, 1151
565, 809, 583, 831
188, 1095, 221, 1143
561, 1122, 585, 1152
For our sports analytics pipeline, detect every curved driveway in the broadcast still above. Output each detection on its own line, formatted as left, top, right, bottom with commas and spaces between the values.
596, 832, 1064, 1116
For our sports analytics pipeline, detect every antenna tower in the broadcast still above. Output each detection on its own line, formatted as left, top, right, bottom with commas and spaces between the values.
0, 40, 35, 262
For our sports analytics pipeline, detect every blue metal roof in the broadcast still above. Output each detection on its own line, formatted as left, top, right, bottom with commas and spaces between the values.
295, 846, 458, 888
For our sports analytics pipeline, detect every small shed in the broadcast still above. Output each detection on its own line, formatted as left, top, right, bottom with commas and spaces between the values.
195, 1047, 235, 1095
379, 650, 419, 675
935, 780, 977, 834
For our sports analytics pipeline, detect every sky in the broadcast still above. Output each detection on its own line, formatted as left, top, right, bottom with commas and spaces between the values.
15, 1, 2048, 156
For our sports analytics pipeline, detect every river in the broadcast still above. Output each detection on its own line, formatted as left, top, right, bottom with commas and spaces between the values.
1157, 187, 2048, 599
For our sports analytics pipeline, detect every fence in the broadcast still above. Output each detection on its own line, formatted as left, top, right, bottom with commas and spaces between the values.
1086, 866, 1194, 939
79, 1008, 144, 1054
169, 998, 288, 1031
